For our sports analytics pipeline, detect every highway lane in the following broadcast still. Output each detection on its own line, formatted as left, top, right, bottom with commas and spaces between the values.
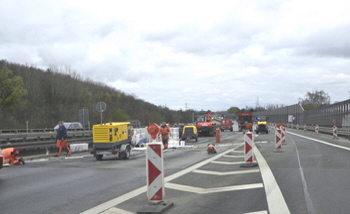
0, 132, 243, 214
256, 128, 350, 214
2, 129, 350, 213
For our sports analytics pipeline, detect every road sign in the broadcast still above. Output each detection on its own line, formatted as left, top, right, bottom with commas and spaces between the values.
96, 102, 107, 113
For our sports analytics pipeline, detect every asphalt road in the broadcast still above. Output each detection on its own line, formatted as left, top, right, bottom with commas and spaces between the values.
1, 129, 350, 214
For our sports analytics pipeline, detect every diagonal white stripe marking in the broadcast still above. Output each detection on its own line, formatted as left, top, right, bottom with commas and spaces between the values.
193, 169, 259, 176
211, 161, 257, 165
224, 155, 244, 158
165, 182, 263, 194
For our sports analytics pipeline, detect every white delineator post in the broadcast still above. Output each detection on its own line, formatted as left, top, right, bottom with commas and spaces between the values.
274, 128, 283, 152
244, 131, 254, 162
315, 124, 319, 134
304, 124, 306, 132
146, 143, 164, 202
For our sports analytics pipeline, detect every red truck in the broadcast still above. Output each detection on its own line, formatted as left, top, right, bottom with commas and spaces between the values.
220, 119, 233, 132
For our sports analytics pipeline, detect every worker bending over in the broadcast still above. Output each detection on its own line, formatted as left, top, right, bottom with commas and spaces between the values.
2, 147, 25, 165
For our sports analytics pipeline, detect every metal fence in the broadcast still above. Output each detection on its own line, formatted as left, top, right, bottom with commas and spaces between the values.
254, 99, 350, 128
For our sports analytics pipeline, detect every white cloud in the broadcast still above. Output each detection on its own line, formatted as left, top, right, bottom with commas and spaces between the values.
1, 0, 350, 112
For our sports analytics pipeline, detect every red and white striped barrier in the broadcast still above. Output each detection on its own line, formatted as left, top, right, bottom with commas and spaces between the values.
333, 125, 338, 139
146, 143, 164, 202
274, 128, 283, 152
244, 131, 254, 162
315, 124, 319, 134
281, 126, 286, 145
304, 124, 306, 132
296, 124, 299, 130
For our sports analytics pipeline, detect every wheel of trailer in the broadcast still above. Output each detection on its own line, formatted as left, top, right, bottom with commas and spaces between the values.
119, 146, 131, 159
124, 146, 131, 159
96, 155, 103, 160
195, 137, 198, 142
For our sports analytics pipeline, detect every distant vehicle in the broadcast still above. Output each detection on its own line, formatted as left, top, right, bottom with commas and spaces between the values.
255, 116, 269, 134
54, 122, 83, 130
126, 120, 141, 128
220, 119, 233, 132
238, 112, 253, 132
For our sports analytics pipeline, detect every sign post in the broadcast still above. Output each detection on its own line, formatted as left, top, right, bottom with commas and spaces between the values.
96, 102, 107, 124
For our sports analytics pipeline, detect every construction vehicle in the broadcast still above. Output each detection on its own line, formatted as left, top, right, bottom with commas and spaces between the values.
194, 110, 217, 136
181, 125, 198, 142
220, 119, 233, 132
90, 122, 132, 160
255, 116, 269, 134
238, 112, 253, 132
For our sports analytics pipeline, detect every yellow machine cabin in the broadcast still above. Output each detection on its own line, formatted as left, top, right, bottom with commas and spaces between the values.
91, 122, 132, 160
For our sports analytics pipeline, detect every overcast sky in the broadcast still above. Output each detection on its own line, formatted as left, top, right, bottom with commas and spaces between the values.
1, 0, 350, 111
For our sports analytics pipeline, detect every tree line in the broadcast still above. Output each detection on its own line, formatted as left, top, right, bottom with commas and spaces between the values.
0, 60, 194, 129
0, 60, 332, 129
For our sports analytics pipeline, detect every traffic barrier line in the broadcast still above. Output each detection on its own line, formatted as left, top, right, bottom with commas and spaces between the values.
165, 182, 263, 194
192, 169, 259, 176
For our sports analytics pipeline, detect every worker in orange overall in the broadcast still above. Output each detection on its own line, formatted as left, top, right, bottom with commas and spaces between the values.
159, 122, 172, 149
55, 121, 71, 157
2, 147, 25, 165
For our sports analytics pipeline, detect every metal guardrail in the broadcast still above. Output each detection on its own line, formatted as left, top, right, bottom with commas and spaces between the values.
0, 129, 93, 156
285, 124, 350, 139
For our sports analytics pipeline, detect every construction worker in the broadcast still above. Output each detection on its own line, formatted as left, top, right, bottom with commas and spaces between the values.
55, 121, 71, 157
159, 122, 172, 149
2, 147, 25, 165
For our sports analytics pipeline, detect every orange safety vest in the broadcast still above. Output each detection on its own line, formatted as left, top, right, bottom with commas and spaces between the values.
160, 127, 171, 139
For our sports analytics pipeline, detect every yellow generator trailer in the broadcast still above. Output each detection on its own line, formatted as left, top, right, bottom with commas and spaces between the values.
91, 122, 132, 160
181, 125, 198, 142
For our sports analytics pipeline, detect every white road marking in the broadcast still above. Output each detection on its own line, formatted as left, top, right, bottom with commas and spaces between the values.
193, 169, 260, 176
100, 207, 134, 214
81, 144, 243, 214
224, 154, 244, 158
212, 160, 257, 165
287, 131, 350, 151
165, 182, 263, 194
82, 143, 288, 214
244, 211, 268, 214
254, 144, 290, 214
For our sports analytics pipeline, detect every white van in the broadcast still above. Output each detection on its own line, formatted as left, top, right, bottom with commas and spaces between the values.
54, 122, 83, 130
